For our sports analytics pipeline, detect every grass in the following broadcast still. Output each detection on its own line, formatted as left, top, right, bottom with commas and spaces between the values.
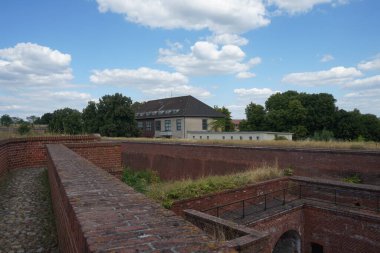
122, 164, 283, 208
103, 137, 380, 151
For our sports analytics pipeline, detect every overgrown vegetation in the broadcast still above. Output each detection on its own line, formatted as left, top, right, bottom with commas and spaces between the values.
122, 165, 283, 208
343, 174, 363, 184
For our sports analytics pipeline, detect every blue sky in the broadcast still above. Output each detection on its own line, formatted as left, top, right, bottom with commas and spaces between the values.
1, 0, 379, 119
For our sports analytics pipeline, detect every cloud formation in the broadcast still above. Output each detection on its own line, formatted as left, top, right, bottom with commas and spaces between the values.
282, 66, 362, 86
267, 0, 348, 14
90, 67, 211, 97
0, 43, 73, 88
96, 0, 270, 34
320, 54, 334, 62
158, 41, 260, 77
357, 56, 380, 71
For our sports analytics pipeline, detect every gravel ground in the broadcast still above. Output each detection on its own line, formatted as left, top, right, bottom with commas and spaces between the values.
0, 168, 58, 253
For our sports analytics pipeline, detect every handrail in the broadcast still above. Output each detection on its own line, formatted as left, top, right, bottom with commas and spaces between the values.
202, 183, 380, 220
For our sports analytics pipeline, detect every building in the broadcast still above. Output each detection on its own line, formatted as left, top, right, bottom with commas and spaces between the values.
231, 119, 242, 131
187, 131, 293, 141
135, 95, 225, 138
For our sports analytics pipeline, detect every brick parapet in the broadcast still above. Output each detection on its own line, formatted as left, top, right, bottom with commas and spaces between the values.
46, 144, 230, 252
122, 141, 380, 184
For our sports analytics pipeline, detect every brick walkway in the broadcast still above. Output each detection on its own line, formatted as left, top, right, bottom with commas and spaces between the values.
0, 168, 58, 253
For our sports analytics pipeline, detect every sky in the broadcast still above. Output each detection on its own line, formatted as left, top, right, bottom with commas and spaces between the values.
0, 0, 380, 120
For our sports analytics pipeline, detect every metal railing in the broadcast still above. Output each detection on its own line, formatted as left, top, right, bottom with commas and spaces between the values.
202, 184, 380, 220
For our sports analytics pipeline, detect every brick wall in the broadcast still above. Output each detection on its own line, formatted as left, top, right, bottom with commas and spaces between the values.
121, 142, 380, 184
171, 178, 290, 217
0, 140, 8, 178
67, 142, 122, 178
303, 205, 380, 253
46, 144, 230, 252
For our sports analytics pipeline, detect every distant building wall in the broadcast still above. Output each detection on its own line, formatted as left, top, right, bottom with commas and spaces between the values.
187, 131, 293, 141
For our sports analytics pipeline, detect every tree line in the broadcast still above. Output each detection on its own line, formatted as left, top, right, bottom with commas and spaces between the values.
239, 91, 380, 141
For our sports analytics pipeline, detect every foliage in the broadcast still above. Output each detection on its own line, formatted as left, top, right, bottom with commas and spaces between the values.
82, 93, 139, 137
274, 136, 288, 141
26, 115, 39, 124
312, 129, 335, 141
343, 174, 362, 184
49, 108, 83, 134
121, 165, 283, 208
0, 114, 13, 126
17, 122, 31, 135
241, 91, 380, 142
283, 167, 294, 176
36, 113, 53, 125
122, 168, 160, 193
211, 106, 233, 131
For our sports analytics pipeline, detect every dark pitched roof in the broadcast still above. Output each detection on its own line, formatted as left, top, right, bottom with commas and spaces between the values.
136, 95, 225, 119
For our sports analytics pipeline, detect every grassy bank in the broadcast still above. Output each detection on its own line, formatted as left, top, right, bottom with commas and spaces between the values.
104, 137, 380, 151
122, 165, 283, 208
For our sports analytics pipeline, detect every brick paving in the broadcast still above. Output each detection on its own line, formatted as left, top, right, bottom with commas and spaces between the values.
0, 168, 58, 253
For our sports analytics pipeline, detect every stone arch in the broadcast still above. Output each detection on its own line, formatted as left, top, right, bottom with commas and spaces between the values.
272, 230, 301, 253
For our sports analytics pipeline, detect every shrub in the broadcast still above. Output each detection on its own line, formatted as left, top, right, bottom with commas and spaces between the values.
343, 174, 362, 184
18, 122, 31, 135
122, 168, 160, 193
284, 167, 294, 176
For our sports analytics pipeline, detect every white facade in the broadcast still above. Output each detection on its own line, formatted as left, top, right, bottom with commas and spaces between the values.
186, 131, 293, 141
154, 117, 215, 138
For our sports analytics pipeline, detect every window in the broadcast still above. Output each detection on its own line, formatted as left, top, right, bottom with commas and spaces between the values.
137, 121, 143, 130
193, 136, 195, 139
146, 121, 152, 131
155, 120, 161, 131
231, 136, 233, 140
240, 136, 243, 140
207, 136, 209, 140
256, 136, 259, 140
176, 119, 182, 131
249, 136, 252, 140
202, 119, 208, 130
222, 136, 225, 140
200, 136, 202, 139
164, 120, 171, 131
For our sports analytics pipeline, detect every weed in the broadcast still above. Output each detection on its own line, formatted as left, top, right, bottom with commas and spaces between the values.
343, 174, 362, 184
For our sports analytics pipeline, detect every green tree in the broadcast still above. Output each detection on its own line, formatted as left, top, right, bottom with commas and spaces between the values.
82, 101, 99, 133
245, 103, 266, 131
359, 113, 380, 141
211, 106, 232, 131
96, 93, 138, 137
333, 109, 364, 140
0, 114, 13, 126
26, 115, 39, 124
38, 113, 53, 125
49, 108, 83, 134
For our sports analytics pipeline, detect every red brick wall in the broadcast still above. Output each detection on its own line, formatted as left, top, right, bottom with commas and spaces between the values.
0, 140, 8, 178
67, 142, 122, 178
46, 144, 228, 252
303, 206, 380, 253
171, 178, 290, 217
122, 142, 380, 184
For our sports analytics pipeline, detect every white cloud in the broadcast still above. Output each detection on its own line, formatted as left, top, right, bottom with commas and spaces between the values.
90, 67, 211, 98
225, 104, 247, 119
338, 88, 380, 115
236, 72, 256, 79
96, 0, 270, 34
344, 75, 380, 89
357, 56, 380, 71
234, 87, 278, 97
0, 43, 73, 88
282, 66, 362, 86
267, 0, 348, 14
158, 41, 260, 76
320, 54, 334, 62
208, 33, 249, 46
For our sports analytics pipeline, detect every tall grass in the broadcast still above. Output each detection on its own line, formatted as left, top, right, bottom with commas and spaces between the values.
104, 137, 380, 151
123, 165, 283, 208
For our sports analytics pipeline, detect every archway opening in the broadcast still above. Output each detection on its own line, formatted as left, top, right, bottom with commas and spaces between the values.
272, 230, 301, 253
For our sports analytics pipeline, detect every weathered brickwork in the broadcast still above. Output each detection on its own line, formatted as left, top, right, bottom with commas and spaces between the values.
47, 144, 231, 252
0, 141, 8, 178
121, 142, 380, 184
171, 178, 289, 217
67, 142, 122, 178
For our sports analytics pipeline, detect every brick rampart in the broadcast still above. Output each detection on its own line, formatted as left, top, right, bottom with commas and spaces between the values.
46, 144, 230, 252
0, 136, 100, 179
121, 141, 380, 184
66, 142, 122, 178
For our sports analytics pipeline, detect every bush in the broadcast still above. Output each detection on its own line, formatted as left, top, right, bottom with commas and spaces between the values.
18, 122, 31, 135
122, 168, 160, 193
275, 136, 288, 141
343, 174, 362, 184
312, 129, 334, 141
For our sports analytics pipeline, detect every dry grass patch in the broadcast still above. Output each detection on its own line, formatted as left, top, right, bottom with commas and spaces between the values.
123, 165, 283, 208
